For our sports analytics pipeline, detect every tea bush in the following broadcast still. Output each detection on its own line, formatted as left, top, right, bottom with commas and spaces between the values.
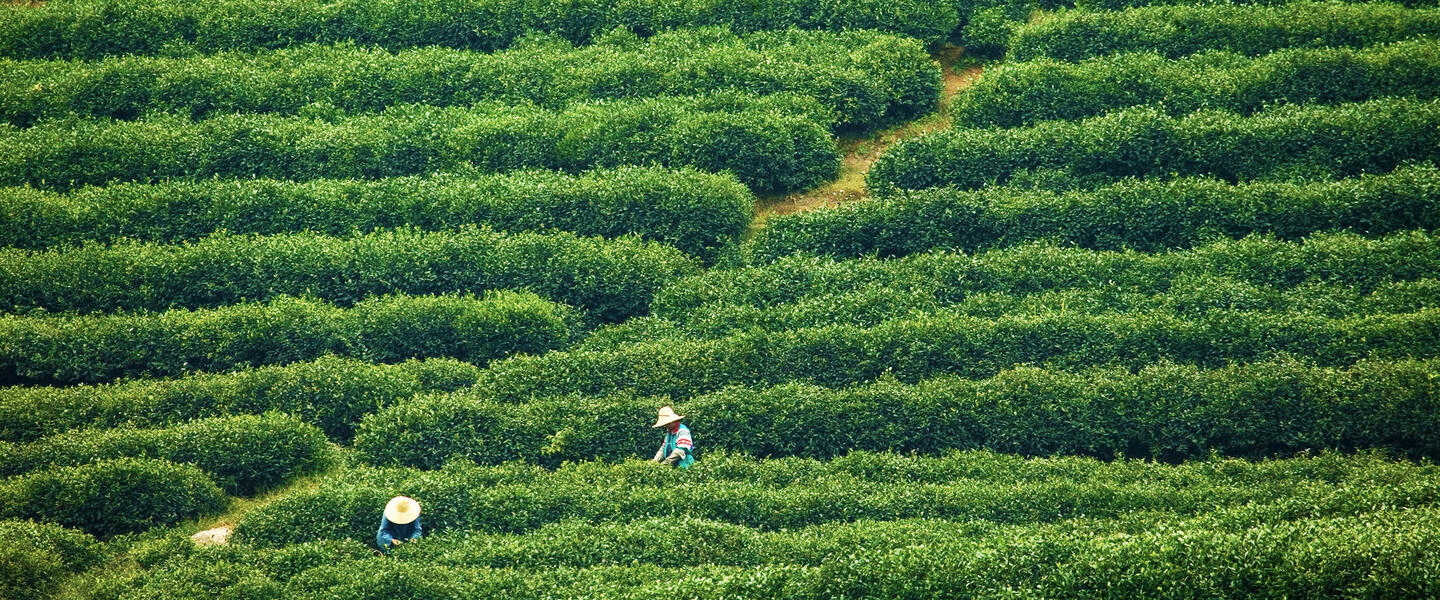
0, 413, 334, 495
0, 93, 840, 193
867, 99, 1440, 194
957, 40, 1440, 128
0, 166, 752, 261
0, 356, 482, 443
1010, 2, 1440, 62
0, 292, 574, 385
753, 165, 1440, 259
473, 307, 1440, 403
0, 29, 939, 130
0, 458, 226, 537
0, 227, 697, 320
357, 358, 1440, 467
0, 520, 102, 600
229, 451, 1440, 546
659, 231, 1440, 315
0, 0, 959, 60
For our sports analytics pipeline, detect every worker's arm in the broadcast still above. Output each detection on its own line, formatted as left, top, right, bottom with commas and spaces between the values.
377, 519, 395, 549
660, 447, 686, 466
652, 446, 666, 462
409, 519, 423, 541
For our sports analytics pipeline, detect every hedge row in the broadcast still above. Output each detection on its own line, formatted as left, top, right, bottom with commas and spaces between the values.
88, 508, 1440, 600
0, 166, 753, 260
0, 413, 335, 496
1009, 2, 1440, 62
754, 165, 1440, 259
0, 93, 840, 193
0, 356, 482, 443
0, 520, 102, 600
0, 293, 574, 385
867, 98, 1440, 194
0, 458, 226, 538
957, 40, 1440, 128
0, 0, 959, 60
474, 306, 1440, 403
659, 231, 1440, 315
0, 29, 939, 130
585, 278, 1440, 350
229, 450, 1440, 546
357, 357, 1440, 469
0, 227, 697, 321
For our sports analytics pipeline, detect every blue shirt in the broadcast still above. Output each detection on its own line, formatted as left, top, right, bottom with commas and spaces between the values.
376, 516, 422, 553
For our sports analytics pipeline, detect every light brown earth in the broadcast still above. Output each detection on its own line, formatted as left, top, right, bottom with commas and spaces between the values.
751, 46, 983, 231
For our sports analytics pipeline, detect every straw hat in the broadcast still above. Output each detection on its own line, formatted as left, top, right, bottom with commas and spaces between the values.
385, 496, 420, 524
652, 406, 685, 428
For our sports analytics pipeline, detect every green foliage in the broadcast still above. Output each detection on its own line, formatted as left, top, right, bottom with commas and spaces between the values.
0, 356, 482, 443
661, 231, 1440, 319
958, 40, 1440, 128
0, 93, 840, 193
0, 458, 226, 538
230, 451, 1440, 547
754, 165, 1440, 259
0, 519, 102, 600
0, 413, 335, 495
358, 358, 1440, 468
0, 29, 940, 131
0, 166, 753, 261
0, 0, 960, 60
0, 292, 574, 385
867, 99, 1440, 194
1010, 2, 1440, 62
0, 227, 697, 321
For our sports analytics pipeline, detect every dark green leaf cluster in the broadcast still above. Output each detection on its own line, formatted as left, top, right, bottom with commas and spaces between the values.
0, 520, 101, 600
0, 413, 335, 495
0, 227, 698, 321
0, 0, 960, 59
357, 358, 1440, 469
867, 99, 1440, 194
0, 458, 226, 537
0, 292, 575, 385
0, 356, 481, 443
1010, 1, 1440, 62
229, 451, 1440, 546
0, 29, 939, 130
754, 165, 1440, 259
0, 93, 840, 193
0, 167, 753, 261
958, 40, 1440, 128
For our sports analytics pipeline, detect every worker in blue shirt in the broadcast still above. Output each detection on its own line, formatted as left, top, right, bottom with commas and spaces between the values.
376, 495, 422, 554
650, 406, 695, 468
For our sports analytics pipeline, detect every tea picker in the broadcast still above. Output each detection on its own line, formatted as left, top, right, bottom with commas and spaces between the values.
376, 495, 423, 553
650, 406, 695, 468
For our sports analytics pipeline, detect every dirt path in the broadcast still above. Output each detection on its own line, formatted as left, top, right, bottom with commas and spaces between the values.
751, 46, 983, 229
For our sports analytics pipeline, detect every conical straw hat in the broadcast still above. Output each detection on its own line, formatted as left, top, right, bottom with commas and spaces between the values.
385, 496, 420, 524
652, 406, 685, 428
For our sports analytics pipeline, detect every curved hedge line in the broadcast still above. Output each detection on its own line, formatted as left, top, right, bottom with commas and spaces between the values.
0, 167, 753, 260
230, 450, 1440, 546
0, 356, 482, 444
0, 520, 102, 600
661, 231, 1440, 315
0, 29, 939, 131
357, 358, 1440, 468
1009, 2, 1440, 62
867, 99, 1440, 194
0, 293, 574, 385
0, 0, 959, 60
755, 165, 1440, 259
958, 40, 1440, 128
0, 227, 697, 321
0, 413, 335, 496
0, 458, 226, 537
0, 93, 840, 193
474, 307, 1440, 404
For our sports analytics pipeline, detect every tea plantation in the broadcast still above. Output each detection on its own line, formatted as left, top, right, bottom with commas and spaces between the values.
1, 0, 1437, 598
